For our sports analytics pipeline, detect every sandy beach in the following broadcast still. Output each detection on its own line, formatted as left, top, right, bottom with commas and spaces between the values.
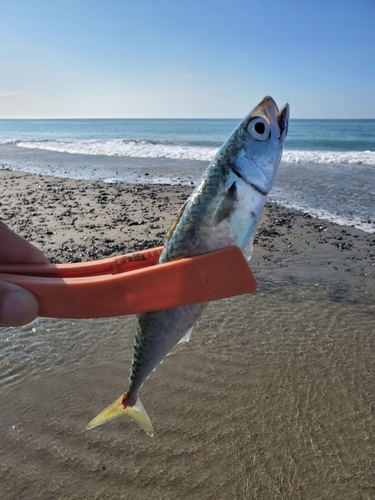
1, 168, 375, 499
2, 168, 374, 278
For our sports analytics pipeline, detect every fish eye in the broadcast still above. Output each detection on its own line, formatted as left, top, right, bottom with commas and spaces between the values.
247, 118, 270, 141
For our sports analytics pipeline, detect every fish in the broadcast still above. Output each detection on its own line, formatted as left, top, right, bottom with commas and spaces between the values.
87, 96, 289, 436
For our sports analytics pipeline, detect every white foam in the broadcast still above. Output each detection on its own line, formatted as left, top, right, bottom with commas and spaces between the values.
15, 140, 375, 168
0, 139, 17, 145
270, 195, 375, 233
17, 139, 217, 162
282, 149, 375, 167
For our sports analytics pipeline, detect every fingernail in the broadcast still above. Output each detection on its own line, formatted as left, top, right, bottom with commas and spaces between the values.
1, 289, 39, 327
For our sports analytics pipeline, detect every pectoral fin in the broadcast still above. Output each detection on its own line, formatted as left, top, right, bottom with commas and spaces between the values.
214, 182, 237, 226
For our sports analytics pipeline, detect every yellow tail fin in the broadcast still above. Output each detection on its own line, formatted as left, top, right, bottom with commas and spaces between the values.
86, 394, 154, 437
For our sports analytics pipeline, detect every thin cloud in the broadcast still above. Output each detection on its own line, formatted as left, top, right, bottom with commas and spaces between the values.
0, 91, 29, 99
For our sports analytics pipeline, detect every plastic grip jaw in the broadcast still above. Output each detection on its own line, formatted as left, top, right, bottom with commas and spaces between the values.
0, 246, 257, 319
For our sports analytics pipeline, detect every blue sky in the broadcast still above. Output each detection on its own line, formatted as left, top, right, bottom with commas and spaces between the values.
0, 0, 374, 118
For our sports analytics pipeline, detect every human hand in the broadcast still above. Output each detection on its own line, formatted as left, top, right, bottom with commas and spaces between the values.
0, 222, 49, 327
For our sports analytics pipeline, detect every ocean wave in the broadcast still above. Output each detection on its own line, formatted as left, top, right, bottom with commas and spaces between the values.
12, 139, 375, 167
282, 149, 375, 167
16, 138, 217, 162
0, 139, 18, 145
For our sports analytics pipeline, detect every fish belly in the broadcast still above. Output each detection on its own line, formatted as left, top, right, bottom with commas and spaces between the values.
127, 303, 207, 401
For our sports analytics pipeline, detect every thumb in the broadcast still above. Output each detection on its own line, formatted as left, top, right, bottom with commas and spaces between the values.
0, 281, 39, 327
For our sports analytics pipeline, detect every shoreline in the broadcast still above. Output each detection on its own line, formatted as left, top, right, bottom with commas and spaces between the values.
2, 142, 375, 234
0, 143, 207, 185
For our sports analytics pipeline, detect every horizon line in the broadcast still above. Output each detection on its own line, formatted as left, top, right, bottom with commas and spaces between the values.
0, 116, 374, 120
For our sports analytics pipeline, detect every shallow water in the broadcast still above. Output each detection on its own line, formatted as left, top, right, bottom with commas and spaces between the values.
0, 317, 134, 389
1, 275, 374, 499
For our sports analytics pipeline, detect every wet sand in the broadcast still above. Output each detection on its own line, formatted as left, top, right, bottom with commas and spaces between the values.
1, 169, 375, 499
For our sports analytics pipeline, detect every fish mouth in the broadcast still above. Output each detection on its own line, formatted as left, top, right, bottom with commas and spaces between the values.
277, 103, 290, 136
256, 96, 290, 137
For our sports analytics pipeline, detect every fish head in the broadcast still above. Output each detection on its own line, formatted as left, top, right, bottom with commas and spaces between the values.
231, 96, 289, 195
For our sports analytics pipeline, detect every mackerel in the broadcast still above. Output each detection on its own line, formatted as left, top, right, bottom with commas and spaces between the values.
87, 96, 289, 436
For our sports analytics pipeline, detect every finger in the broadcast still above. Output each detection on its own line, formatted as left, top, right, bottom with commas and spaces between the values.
0, 222, 49, 264
0, 281, 39, 327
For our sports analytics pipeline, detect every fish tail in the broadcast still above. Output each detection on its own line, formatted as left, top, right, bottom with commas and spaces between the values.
86, 394, 154, 437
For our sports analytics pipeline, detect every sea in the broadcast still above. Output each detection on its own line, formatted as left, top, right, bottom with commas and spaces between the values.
0, 118, 374, 233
